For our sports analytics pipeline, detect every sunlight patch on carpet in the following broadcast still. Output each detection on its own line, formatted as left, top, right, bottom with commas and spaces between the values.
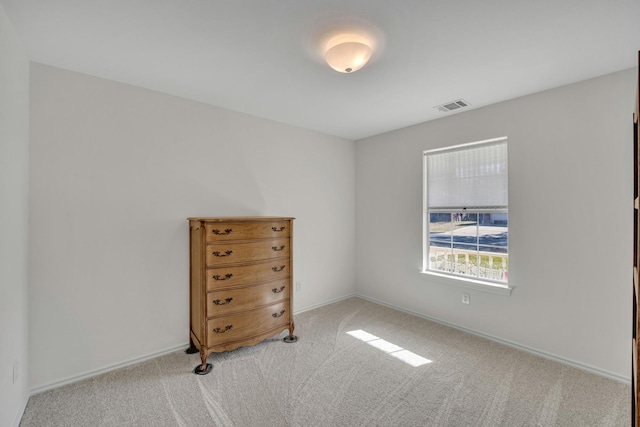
347, 329, 432, 367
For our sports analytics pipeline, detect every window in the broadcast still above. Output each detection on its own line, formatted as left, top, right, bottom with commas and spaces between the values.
423, 137, 508, 287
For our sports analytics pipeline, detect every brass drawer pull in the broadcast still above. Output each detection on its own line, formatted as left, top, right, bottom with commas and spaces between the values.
212, 250, 233, 257
213, 297, 233, 305
212, 229, 232, 235
212, 273, 233, 281
213, 325, 233, 333
272, 309, 286, 318
272, 286, 285, 293
272, 245, 285, 252
272, 226, 286, 232
272, 265, 285, 272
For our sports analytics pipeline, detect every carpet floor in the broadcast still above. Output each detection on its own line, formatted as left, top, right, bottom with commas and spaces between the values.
20, 297, 630, 426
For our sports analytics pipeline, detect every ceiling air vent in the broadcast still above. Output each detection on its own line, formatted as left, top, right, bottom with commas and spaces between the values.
435, 99, 470, 113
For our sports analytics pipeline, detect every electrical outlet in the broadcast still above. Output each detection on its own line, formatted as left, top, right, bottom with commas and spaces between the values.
462, 293, 470, 305
13, 360, 19, 384
296, 281, 301, 291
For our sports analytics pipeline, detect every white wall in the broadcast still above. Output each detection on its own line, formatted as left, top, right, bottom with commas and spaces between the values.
29, 63, 356, 390
0, 4, 30, 426
23, 54, 635, 394
356, 69, 635, 380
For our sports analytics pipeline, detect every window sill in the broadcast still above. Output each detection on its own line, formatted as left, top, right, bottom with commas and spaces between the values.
420, 270, 513, 296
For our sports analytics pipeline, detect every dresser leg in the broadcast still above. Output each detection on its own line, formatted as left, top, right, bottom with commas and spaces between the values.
192, 349, 213, 375
283, 324, 298, 343
193, 362, 212, 375
185, 338, 199, 354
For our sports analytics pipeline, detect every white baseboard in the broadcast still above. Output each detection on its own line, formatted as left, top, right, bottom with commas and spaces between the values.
26, 291, 629, 405
29, 343, 189, 396
12, 393, 29, 427
294, 293, 357, 315
356, 293, 631, 384
26, 295, 358, 399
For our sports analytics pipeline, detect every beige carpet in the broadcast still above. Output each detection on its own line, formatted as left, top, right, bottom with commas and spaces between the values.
20, 297, 630, 426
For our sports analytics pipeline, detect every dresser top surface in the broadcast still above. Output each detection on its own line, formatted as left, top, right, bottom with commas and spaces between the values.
188, 217, 295, 222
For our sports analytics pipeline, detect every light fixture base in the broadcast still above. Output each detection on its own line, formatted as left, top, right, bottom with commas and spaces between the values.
325, 41, 372, 73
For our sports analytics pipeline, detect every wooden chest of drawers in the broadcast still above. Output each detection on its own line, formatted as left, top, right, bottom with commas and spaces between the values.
187, 217, 297, 374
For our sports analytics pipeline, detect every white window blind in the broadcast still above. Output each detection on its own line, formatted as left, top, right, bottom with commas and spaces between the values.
426, 139, 508, 209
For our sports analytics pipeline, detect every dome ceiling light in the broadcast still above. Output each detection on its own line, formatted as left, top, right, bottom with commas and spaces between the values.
323, 34, 372, 73
305, 19, 384, 75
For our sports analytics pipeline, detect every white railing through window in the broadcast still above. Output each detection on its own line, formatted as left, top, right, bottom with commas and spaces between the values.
429, 246, 508, 282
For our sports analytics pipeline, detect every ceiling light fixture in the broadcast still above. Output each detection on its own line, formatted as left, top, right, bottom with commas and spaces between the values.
323, 34, 372, 73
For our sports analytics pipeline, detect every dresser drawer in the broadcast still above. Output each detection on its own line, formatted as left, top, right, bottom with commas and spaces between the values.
206, 301, 289, 346
206, 238, 290, 266
206, 279, 290, 316
206, 259, 290, 291
205, 221, 290, 242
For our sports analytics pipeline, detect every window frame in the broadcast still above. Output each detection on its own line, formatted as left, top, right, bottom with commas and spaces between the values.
422, 137, 512, 294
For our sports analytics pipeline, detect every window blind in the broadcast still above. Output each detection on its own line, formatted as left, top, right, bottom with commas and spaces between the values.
425, 139, 508, 209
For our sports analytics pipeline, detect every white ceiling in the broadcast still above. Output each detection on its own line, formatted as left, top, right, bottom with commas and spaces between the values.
2, 0, 639, 140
